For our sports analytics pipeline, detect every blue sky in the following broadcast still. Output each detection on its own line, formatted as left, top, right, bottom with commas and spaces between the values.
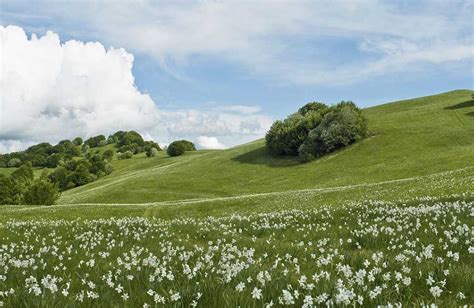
1, 1, 473, 151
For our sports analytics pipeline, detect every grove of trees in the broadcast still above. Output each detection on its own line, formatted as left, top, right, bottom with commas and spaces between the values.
0, 130, 163, 205
266, 101, 368, 162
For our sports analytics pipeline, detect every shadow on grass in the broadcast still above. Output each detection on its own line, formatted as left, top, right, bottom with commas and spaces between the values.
465, 111, 474, 117
444, 99, 474, 110
231, 146, 301, 167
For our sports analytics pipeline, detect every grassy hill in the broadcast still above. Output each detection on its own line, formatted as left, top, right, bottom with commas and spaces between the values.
1, 90, 473, 307
56, 89, 474, 206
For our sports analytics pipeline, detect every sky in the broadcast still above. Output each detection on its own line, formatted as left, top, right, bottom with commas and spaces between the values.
1, 0, 473, 152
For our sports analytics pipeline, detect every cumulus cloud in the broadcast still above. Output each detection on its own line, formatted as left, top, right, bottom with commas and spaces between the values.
196, 136, 226, 150
0, 26, 272, 152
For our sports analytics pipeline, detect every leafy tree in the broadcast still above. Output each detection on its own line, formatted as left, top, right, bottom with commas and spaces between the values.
102, 149, 114, 161
89, 154, 106, 176
117, 131, 145, 147
117, 151, 133, 160
22, 178, 60, 205
45, 153, 63, 168
73, 137, 83, 146
11, 163, 34, 183
48, 166, 70, 191
266, 100, 367, 162
8, 158, 22, 167
0, 174, 22, 204
145, 146, 159, 157
301, 103, 367, 157
84, 135, 106, 148
167, 140, 195, 157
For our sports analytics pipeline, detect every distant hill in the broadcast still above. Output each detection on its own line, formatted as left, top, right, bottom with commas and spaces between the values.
57, 89, 474, 205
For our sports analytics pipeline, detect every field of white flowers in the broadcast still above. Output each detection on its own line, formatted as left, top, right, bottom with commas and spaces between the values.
1, 195, 473, 307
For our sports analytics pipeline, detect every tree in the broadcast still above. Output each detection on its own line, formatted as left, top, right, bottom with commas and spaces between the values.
102, 149, 114, 161
22, 178, 60, 205
266, 100, 367, 162
73, 137, 83, 146
48, 166, 70, 191
117, 131, 145, 147
117, 151, 133, 159
146, 146, 159, 157
167, 140, 195, 157
11, 163, 34, 183
8, 158, 22, 167
0, 174, 22, 204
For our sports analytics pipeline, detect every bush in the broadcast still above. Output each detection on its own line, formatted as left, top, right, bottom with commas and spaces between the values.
301, 103, 367, 157
102, 149, 114, 161
11, 163, 34, 183
48, 166, 70, 191
73, 137, 83, 146
167, 140, 196, 157
145, 146, 159, 157
0, 174, 22, 204
117, 151, 133, 160
266, 100, 367, 162
8, 158, 22, 167
22, 178, 60, 205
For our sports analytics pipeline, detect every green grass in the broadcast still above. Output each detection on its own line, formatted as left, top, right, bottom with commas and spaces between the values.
0, 90, 473, 307
55, 89, 474, 205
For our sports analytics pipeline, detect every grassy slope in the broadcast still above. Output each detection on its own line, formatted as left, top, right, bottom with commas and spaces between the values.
58, 89, 474, 205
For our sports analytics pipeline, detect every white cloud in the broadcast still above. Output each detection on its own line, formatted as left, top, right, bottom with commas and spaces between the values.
0, 26, 273, 152
196, 136, 226, 150
7, 0, 470, 85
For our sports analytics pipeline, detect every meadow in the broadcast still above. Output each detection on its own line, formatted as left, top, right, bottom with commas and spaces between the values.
0, 90, 473, 307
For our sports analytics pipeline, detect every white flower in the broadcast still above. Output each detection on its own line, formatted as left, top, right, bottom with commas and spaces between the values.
251, 287, 262, 300
429, 286, 442, 298
235, 282, 245, 292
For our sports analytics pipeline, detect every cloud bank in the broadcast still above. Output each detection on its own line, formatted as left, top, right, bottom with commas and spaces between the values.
0, 26, 272, 152
5, 1, 471, 85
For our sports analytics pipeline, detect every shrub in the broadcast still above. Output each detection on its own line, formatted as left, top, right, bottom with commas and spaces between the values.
167, 140, 196, 157
117, 131, 145, 147
118, 151, 133, 160
145, 146, 159, 157
102, 149, 114, 161
8, 158, 22, 167
0, 174, 22, 205
73, 137, 83, 146
11, 163, 34, 183
22, 178, 60, 205
266, 100, 367, 162
84, 135, 106, 148
301, 103, 367, 157
48, 166, 70, 191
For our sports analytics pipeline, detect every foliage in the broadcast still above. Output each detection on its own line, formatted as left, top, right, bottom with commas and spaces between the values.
266, 100, 367, 161
102, 149, 115, 162
84, 135, 106, 148
73, 137, 83, 146
167, 140, 196, 157
8, 158, 22, 167
11, 163, 34, 183
22, 177, 60, 205
0, 174, 22, 205
145, 146, 159, 157
117, 151, 133, 160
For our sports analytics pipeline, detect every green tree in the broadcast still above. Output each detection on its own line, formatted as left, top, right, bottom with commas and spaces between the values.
0, 174, 22, 204
166, 140, 195, 157
102, 149, 114, 161
11, 163, 34, 183
73, 137, 83, 146
22, 178, 60, 205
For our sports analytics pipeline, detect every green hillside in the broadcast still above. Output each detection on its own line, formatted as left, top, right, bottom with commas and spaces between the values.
1, 90, 473, 307
58, 89, 474, 206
